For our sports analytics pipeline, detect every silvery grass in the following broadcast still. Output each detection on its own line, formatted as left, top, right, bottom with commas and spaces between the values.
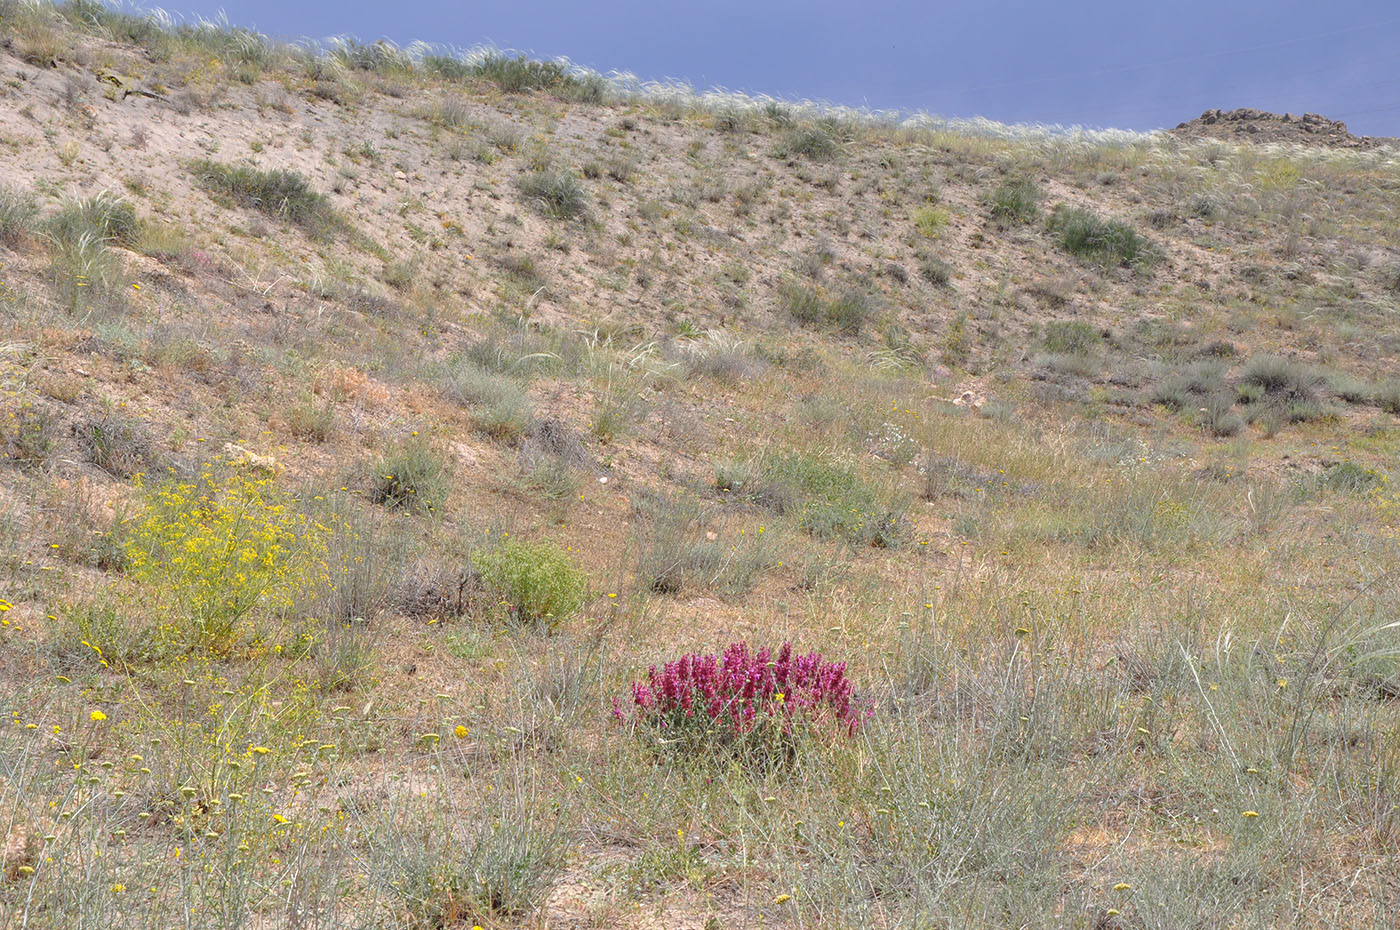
59, 1, 1400, 166
54, 2, 1144, 146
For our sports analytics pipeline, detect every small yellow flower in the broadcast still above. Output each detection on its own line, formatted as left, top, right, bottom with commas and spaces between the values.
251, 746, 270, 755
1242, 810, 1260, 818
1113, 882, 1131, 891
272, 814, 289, 824
454, 725, 468, 739
89, 710, 107, 722
774, 893, 792, 905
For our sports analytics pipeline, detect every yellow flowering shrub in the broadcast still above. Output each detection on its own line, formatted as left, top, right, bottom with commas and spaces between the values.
124, 464, 329, 652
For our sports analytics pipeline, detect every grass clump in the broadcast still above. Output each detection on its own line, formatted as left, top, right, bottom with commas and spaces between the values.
45, 191, 139, 313
917, 252, 952, 286
74, 412, 159, 477
1372, 379, 1400, 415
189, 159, 338, 235
988, 177, 1041, 224
285, 396, 336, 442
469, 53, 573, 93
2, 402, 57, 468
371, 789, 567, 927
0, 184, 39, 247
1041, 320, 1101, 355
1319, 461, 1382, 493
1238, 355, 1328, 422
473, 537, 586, 629
755, 453, 908, 548
779, 283, 873, 335
774, 125, 840, 162
370, 440, 449, 514
633, 494, 780, 597
516, 417, 588, 502
912, 205, 949, 237
516, 169, 588, 220
1048, 205, 1156, 268
444, 361, 534, 442
1238, 355, 1320, 398
49, 190, 140, 247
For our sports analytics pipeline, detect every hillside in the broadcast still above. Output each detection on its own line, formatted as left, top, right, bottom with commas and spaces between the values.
2, 3, 1400, 928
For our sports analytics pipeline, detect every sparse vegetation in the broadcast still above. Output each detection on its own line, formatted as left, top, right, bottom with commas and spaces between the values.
1, 7, 1399, 929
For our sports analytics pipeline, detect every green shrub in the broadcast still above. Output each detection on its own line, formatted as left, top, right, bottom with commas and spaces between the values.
988, 178, 1040, 224
1048, 205, 1156, 268
190, 159, 338, 235
0, 185, 38, 247
370, 441, 449, 514
516, 169, 588, 220
474, 538, 587, 628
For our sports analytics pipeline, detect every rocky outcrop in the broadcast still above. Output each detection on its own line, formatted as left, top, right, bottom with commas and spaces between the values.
1170, 108, 1388, 148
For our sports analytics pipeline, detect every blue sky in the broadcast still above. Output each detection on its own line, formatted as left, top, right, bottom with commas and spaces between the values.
164, 1, 1400, 136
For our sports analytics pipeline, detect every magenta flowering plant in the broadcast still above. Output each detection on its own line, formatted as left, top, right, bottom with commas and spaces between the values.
614, 642, 870, 761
